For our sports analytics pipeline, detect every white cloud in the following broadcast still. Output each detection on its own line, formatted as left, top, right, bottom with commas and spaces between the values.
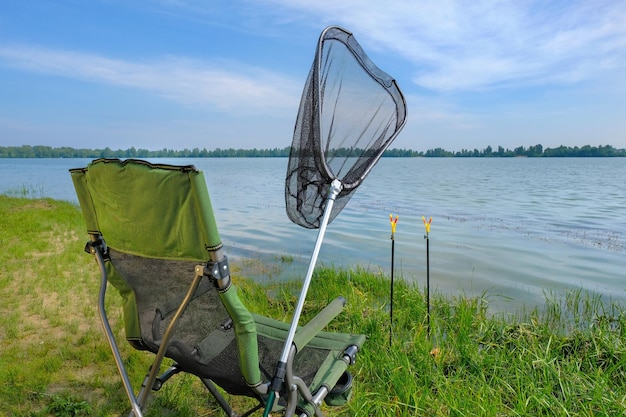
258, 0, 626, 91
0, 44, 301, 113
78, 1, 626, 94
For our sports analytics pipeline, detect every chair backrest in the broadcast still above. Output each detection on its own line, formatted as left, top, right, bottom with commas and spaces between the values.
71, 158, 260, 395
71, 158, 222, 260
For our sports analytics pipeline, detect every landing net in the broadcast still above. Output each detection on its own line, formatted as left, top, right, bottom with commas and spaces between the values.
285, 26, 407, 229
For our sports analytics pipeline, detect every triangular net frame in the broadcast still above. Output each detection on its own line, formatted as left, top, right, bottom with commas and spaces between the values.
285, 26, 407, 229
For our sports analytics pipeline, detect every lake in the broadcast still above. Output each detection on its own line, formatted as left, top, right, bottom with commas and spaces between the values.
1, 157, 624, 312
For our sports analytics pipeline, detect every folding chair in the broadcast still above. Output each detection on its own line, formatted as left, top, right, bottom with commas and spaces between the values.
70, 158, 365, 417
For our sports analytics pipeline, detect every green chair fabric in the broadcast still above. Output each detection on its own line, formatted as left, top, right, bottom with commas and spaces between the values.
72, 158, 222, 259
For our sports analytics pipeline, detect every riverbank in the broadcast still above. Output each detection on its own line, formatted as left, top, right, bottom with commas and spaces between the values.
1, 195, 624, 416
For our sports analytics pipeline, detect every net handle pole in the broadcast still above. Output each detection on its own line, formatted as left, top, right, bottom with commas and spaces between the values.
265, 179, 342, 416
280, 178, 342, 364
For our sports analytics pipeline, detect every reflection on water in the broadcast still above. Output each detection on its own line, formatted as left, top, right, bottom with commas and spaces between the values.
1, 157, 624, 311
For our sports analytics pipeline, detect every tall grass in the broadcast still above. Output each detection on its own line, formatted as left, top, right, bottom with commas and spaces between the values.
1, 195, 625, 416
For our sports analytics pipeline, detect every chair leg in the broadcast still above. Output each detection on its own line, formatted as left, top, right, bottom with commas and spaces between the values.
240, 404, 264, 417
93, 244, 144, 417
198, 377, 266, 417
200, 378, 239, 417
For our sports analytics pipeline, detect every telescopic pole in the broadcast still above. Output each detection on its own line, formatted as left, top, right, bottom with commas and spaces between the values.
389, 214, 398, 346
263, 180, 342, 417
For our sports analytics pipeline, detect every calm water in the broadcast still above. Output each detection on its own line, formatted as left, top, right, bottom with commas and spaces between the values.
1, 157, 624, 311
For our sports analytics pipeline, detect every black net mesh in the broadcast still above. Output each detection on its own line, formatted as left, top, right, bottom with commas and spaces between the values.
286, 26, 407, 229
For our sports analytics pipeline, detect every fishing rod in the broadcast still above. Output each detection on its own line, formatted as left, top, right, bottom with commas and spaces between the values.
422, 216, 432, 338
389, 214, 398, 346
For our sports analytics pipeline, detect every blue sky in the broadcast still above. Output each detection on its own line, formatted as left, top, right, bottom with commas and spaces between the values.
1, 0, 625, 152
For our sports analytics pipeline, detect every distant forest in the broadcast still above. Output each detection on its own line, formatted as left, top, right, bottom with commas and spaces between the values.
1, 144, 624, 158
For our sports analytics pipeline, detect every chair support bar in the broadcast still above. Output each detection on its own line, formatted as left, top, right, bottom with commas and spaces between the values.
151, 365, 181, 391
136, 264, 207, 409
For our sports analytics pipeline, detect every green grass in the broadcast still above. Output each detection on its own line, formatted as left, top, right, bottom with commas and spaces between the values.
1, 194, 625, 416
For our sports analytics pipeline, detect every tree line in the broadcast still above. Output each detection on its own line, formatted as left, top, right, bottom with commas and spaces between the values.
420, 144, 625, 157
0, 144, 624, 158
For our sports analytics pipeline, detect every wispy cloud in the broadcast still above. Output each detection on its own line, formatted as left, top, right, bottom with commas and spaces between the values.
0, 44, 301, 113
11, 2, 622, 103
259, 0, 626, 91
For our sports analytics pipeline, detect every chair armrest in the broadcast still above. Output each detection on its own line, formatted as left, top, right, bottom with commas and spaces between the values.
293, 296, 346, 352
